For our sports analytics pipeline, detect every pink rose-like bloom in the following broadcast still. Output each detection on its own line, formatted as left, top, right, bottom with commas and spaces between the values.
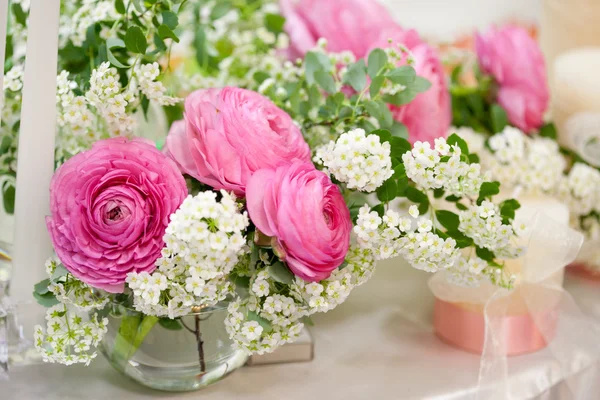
47, 137, 187, 293
247, 162, 351, 282
280, 0, 398, 59
475, 26, 549, 132
165, 87, 311, 196
371, 28, 451, 144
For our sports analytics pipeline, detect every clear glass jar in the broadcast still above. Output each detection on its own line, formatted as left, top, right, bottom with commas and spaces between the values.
97, 302, 248, 392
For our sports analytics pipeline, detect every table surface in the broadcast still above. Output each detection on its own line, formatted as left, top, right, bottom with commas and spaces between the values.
2, 258, 600, 400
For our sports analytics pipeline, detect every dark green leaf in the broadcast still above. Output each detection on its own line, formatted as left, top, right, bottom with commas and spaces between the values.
372, 204, 385, 217
194, 27, 208, 67
230, 274, 250, 290
476, 246, 496, 262
11, 3, 27, 26
435, 210, 460, 231
247, 311, 273, 333
125, 26, 147, 54
33, 291, 59, 308
132, 0, 144, 13
2, 183, 14, 214
106, 38, 129, 68
158, 318, 183, 330
433, 188, 445, 199
455, 203, 468, 211
370, 129, 392, 143
386, 66, 416, 85
411, 76, 432, 93
447, 133, 469, 155
115, 0, 127, 14
490, 104, 509, 133
405, 186, 428, 204
153, 33, 167, 50
161, 11, 179, 30
376, 179, 397, 202
500, 199, 521, 222
158, 24, 180, 43
389, 136, 411, 158
393, 163, 406, 180
265, 13, 285, 34
445, 195, 461, 202
141, 95, 150, 119
468, 153, 480, 164
0, 136, 11, 154
396, 176, 409, 196
34, 279, 51, 295
343, 59, 367, 92
477, 181, 501, 205
390, 121, 408, 139
369, 75, 385, 99
268, 262, 294, 285
539, 123, 557, 140
367, 48, 387, 79
447, 230, 473, 248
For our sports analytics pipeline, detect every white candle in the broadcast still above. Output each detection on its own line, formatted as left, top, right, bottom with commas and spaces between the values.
10, 0, 61, 334
551, 48, 600, 148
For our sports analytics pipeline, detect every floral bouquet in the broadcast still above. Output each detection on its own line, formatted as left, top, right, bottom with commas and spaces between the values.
24, 0, 531, 390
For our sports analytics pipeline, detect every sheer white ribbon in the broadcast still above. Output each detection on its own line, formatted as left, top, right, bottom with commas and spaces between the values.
430, 213, 600, 399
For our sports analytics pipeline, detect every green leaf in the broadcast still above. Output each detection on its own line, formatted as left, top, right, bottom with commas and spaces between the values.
411, 76, 432, 93
447, 230, 473, 248
405, 186, 427, 204
490, 104, 509, 133
11, 3, 27, 26
343, 60, 367, 92
304, 51, 331, 85
51, 264, 69, 281
265, 13, 285, 34
267, 262, 294, 285
2, 183, 15, 215
433, 188, 445, 199
455, 203, 468, 211
247, 311, 273, 333
115, 0, 127, 14
211, 1, 232, 20
370, 129, 392, 143
389, 136, 411, 158
315, 70, 336, 94
435, 210, 460, 231
477, 181, 501, 205
386, 66, 416, 85
369, 204, 384, 218
158, 24, 180, 43
158, 318, 183, 330
376, 179, 397, 202
367, 48, 387, 79
476, 246, 496, 262
500, 199, 521, 223
468, 153, 480, 164
34, 279, 51, 295
230, 274, 250, 290
445, 195, 461, 202
447, 133, 469, 155
132, 0, 144, 13
125, 26, 147, 54
383, 90, 418, 106
33, 291, 59, 308
161, 11, 179, 30
539, 123, 557, 140
390, 122, 409, 139
194, 27, 208, 67
369, 76, 385, 98
106, 38, 129, 68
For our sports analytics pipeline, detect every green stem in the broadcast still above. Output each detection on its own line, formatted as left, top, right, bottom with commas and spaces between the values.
112, 313, 158, 368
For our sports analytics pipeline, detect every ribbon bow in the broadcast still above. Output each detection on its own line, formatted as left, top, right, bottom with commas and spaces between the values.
429, 212, 600, 399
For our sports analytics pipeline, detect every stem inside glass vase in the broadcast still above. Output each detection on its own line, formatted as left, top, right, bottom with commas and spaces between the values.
181, 310, 208, 375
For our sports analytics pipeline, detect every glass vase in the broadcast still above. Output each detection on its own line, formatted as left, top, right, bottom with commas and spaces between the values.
97, 302, 248, 392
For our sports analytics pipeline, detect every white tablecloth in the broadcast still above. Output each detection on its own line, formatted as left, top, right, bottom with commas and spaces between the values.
2, 259, 600, 400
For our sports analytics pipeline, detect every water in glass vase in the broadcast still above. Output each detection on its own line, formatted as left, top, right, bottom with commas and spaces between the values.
97, 302, 248, 391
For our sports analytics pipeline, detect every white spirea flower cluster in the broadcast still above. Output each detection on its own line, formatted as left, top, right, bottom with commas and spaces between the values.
458, 201, 524, 259
34, 304, 108, 366
45, 258, 109, 312
403, 138, 489, 197
134, 63, 181, 106
226, 246, 376, 355
556, 163, 600, 217
486, 127, 566, 194
128, 191, 249, 318
67, 0, 118, 47
446, 256, 491, 287
314, 129, 393, 192
355, 205, 462, 272
86, 62, 137, 136
4, 65, 24, 92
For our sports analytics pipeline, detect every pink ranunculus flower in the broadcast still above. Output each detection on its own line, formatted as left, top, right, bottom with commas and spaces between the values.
246, 161, 351, 282
165, 87, 311, 196
280, 0, 398, 60
475, 25, 549, 132
371, 28, 451, 144
46, 137, 187, 293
